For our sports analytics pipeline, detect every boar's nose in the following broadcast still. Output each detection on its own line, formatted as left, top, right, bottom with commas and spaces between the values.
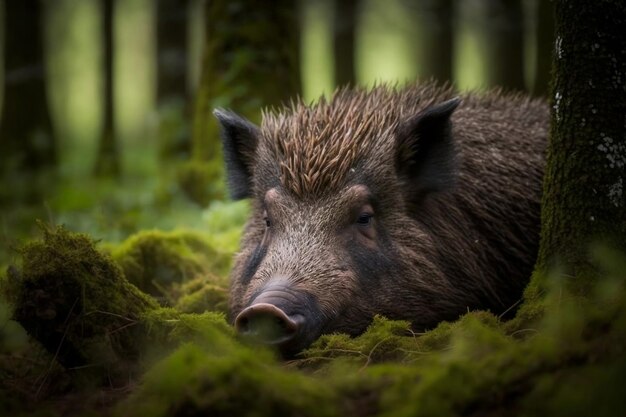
235, 303, 304, 345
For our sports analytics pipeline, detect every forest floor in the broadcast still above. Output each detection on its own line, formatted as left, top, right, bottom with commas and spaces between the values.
1, 174, 626, 417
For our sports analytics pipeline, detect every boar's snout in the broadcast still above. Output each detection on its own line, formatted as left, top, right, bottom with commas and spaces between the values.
234, 281, 323, 356
235, 303, 303, 345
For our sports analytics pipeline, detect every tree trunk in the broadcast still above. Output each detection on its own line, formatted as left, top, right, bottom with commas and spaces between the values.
180, 0, 300, 205
536, 0, 626, 287
413, 0, 453, 83
0, 0, 56, 176
531, 0, 555, 96
156, 0, 191, 161
332, 0, 358, 87
192, 0, 300, 161
157, 0, 188, 103
480, 0, 525, 91
94, 0, 120, 177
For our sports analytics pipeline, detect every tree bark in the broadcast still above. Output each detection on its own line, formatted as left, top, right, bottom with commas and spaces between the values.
536, 0, 626, 286
94, 0, 120, 177
332, 0, 358, 87
0, 0, 56, 176
481, 0, 525, 91
531, 0, 555, 96
157, 0, 189, 103
413, 0, 453, 83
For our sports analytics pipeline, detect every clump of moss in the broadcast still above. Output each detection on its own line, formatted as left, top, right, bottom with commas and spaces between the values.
111, 230, 231, 301
301, 311, 502, 368
116, 342, 338, 417
140, 307, 232, 348
173, 275, 229, 314
1, 223, 159, 374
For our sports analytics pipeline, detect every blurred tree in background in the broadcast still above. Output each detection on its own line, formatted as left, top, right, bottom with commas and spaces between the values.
156, 0, 188, 105
0, 0, 56, 202
412, 0, 453, 83
94, 0, 119, 178
332, 0, 359, 86
178, 0, 301, 206
156, 0, 190, 161
479, 0, 525, 91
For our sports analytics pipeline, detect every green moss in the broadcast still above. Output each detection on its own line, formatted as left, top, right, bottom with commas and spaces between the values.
174, 277, 229, 314
372, 271, 626, 417
117, 342, 338, 417
1, 223, 159, 372
503, 269, 547, 334
139, 307, 232, 348
2, 224, 625, 416
111, 229, 231, 300
302, 312, 503, 368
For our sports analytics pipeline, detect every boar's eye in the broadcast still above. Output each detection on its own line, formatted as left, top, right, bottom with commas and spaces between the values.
356, 213, 373, 226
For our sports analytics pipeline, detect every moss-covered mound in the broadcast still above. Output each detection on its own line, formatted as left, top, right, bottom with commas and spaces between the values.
1, 224, 159, 372
173, 276, 229, 314
111, 229, 231, 301
117, 341, 337, 417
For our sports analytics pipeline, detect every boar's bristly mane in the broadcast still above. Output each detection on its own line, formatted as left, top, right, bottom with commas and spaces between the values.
260, 83, 456, 197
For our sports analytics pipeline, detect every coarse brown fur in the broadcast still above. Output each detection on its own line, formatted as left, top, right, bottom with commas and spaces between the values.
222, 82, 548, 353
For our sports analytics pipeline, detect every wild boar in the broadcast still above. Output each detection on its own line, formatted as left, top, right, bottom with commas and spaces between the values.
214, 83, 547, 356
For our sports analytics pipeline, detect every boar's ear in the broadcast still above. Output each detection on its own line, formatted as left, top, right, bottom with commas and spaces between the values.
214, 109, 260, 200
395, 97, 461, 200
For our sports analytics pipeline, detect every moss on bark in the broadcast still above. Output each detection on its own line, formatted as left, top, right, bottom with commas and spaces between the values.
536, 0, 626, 291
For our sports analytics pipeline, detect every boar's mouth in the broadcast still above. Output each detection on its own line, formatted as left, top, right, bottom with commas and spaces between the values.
234, 283, 325, 357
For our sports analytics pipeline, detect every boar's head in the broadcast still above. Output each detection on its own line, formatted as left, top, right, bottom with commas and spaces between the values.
215, 88, 463, 357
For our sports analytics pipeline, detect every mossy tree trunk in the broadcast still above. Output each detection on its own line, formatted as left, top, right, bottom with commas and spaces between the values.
531, 0, 555, 96
413, 0, 453, 83
94, 0, 120, 178
192, 0, 300, 161
181, 0, 300, 205
536, 0, 626, 287
480, 0, 525, 91
0, 0, 56, 178
332, 0, 359, 87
